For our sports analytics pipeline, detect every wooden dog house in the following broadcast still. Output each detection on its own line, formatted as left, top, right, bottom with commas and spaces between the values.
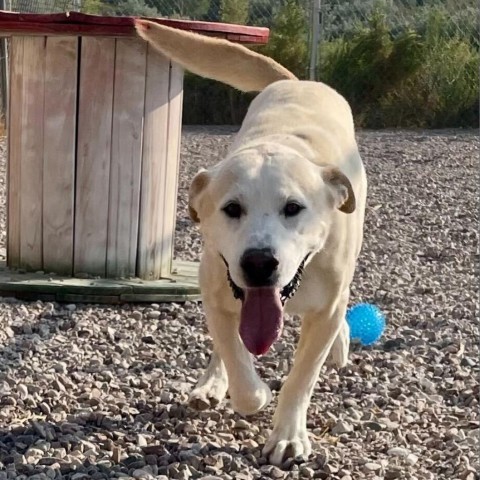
0, 12, 269, 302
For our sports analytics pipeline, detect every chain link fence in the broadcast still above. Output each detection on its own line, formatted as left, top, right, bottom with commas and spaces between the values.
6, 0, 478, 70
2, 0, 478, 127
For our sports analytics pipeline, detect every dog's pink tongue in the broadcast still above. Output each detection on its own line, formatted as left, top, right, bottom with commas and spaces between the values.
239, 287, 284, 356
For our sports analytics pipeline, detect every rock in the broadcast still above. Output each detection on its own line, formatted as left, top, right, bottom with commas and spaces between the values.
383, 338, 405, 351
331, 421, 353, 435
234, 419, 250, 430
142, 335, 156, 344
299, 466, 315, 478
53, 362, 68, 374
385, 469, 402, 480
112, 446, 122, 463
364, 462, 382, 471
39, 402, 51, 415
141, 445, 167, 456
37, 458, 59, 466
174, 466, 192, 480
387, 447, 410, 457
243, 439, 258, 449
25, 447, 44, 463
17, 384, 29, 400
364, 421, 384, 431
260, 465, 285, 479
405, 453, 419, 466
132, 469, 155, 479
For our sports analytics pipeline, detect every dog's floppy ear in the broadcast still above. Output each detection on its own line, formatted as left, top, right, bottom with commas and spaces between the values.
322, 167, 356, 214
188, 169, 211, 223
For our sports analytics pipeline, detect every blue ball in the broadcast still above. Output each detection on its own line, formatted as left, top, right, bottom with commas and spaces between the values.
346, 303, 386, 346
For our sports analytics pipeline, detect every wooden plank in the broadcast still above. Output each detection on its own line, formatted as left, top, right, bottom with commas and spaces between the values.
56, 293, 121, 304
19, 36, 46, 271
136, 45, 171, 281
120, 293, 201, 303
171, 259, 200, 277
74, 37, 115, 276
0, 12, 270, 44
159, 62, 184, 277
0, 292, 57, 302
6, 36, 23, 268
106, 38, 147, 278
43, 36, 77, 275
0, 259, 200, 303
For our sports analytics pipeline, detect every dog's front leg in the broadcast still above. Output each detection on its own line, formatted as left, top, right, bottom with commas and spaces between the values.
263, 298, 348, 466
189, 349, 229, 410
203, 303, 272, 416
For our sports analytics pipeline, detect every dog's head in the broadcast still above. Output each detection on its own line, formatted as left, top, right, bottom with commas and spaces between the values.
189, 143, 355, 355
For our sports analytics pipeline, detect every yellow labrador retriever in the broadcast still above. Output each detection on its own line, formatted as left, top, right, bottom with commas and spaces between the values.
136, 20, 367, 466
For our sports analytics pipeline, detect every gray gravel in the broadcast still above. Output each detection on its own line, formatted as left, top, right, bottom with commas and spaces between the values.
0, 127, 478, 480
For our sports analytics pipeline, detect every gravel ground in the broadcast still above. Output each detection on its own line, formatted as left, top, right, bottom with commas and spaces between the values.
0, 127, 478, 480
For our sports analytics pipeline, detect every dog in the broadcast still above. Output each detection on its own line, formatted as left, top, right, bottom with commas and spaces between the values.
136, 19, 367, 466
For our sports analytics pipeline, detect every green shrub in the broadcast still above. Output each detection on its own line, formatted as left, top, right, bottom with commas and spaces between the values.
220, 0, 249, 24
379, 38, 478, 128
82, 0, 159, 16
183, 2, 478, 128
258, 0, 309, 78
319, 13, 425, 125
319, 9, 479, 128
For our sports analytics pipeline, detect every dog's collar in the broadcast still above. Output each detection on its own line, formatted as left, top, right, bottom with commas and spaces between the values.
279, 253, 310, 304
220, 255, 245, 301
220, 253, 311, 305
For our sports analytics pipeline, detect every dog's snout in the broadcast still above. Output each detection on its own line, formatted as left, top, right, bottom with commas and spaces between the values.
240, 248, 279, 287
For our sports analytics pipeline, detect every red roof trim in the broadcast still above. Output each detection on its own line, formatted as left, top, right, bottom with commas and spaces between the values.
0, 11, 270, 44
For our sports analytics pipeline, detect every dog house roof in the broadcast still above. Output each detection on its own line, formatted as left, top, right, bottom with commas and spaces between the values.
0, 11, 270, 44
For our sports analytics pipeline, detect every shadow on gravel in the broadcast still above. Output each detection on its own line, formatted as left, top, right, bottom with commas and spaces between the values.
0, 407, 270, 480
0, 300, 272, 480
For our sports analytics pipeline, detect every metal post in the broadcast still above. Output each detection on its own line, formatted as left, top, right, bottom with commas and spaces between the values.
308, 0, 321, 81
0, 0, 8, 125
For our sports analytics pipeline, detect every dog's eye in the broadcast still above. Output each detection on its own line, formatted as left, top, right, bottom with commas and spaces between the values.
222, 202, 243, 219
283, 202, 304, 217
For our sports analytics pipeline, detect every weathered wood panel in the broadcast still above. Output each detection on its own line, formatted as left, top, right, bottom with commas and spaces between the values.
74, 36, 115, 276
136, 46, 171, 280
43, 36, 77, 275
159, 62, 184, 277
7, 36, 23, 268
19, 36, 46, 271
106, 38, 146, 278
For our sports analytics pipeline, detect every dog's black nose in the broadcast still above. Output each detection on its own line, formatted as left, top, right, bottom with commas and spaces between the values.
240, 248, 279, 287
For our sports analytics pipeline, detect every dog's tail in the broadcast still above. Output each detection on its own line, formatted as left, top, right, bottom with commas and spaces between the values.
135, 19, 297, 92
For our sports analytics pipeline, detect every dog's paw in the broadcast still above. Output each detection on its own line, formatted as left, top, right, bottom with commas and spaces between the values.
326, 345, 348, 368
326, 322, 350, 368
230, 381, 272, 416
188, 378, 228, 411
262, 423, 311, 466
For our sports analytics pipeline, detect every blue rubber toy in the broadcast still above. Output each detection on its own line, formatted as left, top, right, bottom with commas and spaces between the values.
346, 303, 386, 346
